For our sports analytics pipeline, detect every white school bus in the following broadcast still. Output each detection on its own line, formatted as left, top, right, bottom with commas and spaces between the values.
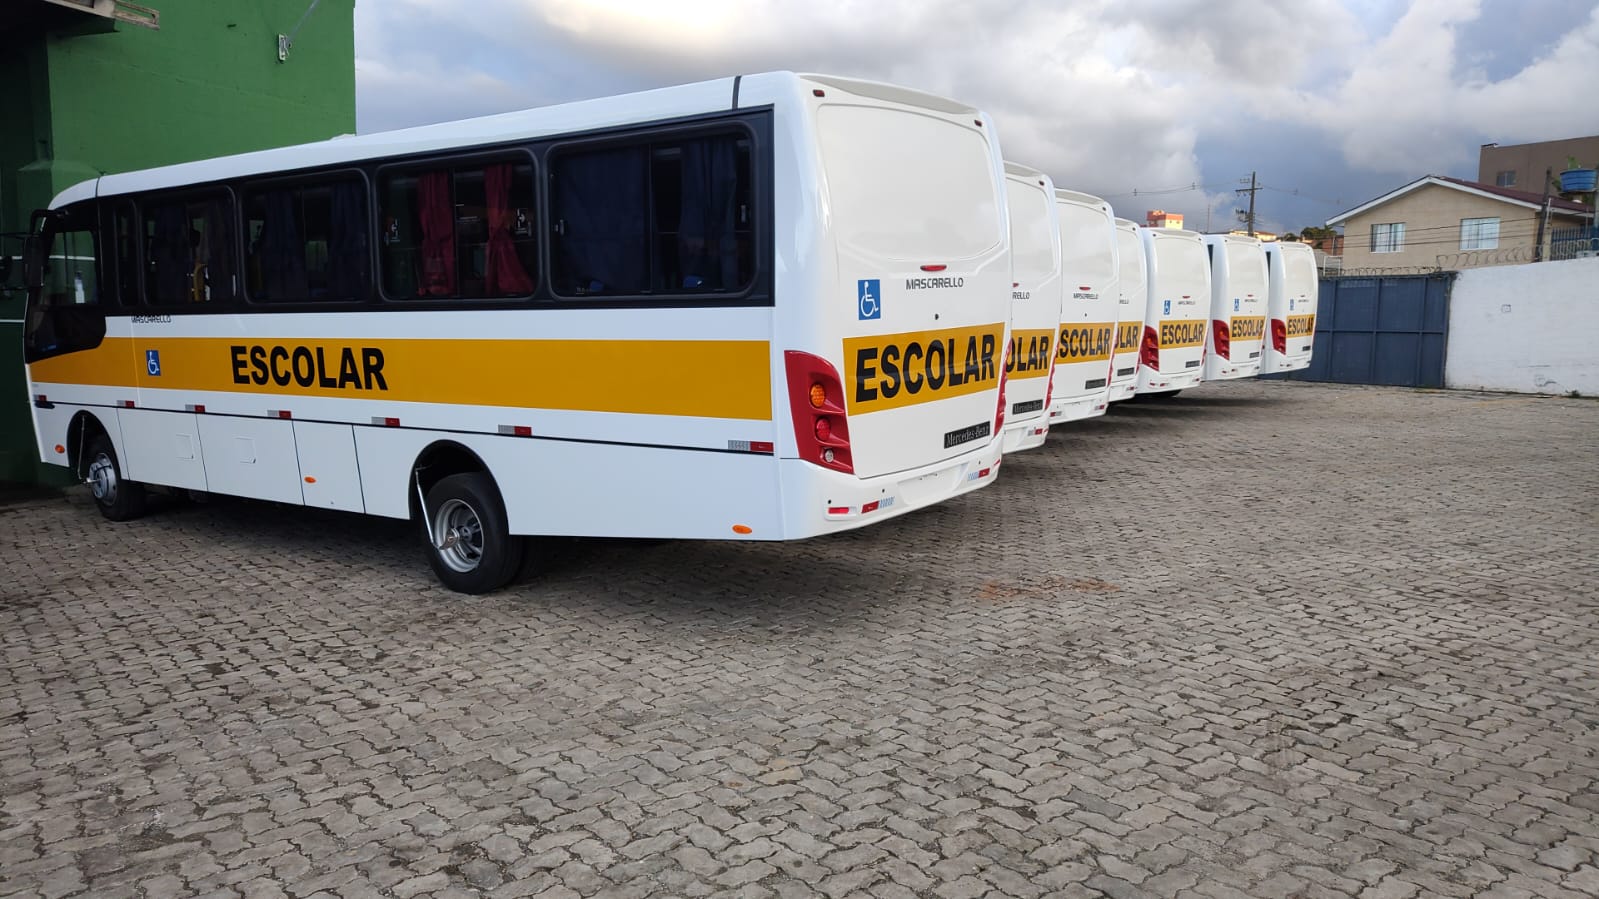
1135, 228, 1209, 395
1048, 190, 1119, 424
1201, 234, 1268, 380
999, 162, 1062, 453
1108, 219, 1146, 402
1262, 241, 1318, 373
22, 72, 1012, 593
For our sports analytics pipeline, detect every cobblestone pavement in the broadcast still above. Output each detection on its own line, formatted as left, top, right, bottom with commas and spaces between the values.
3, 381, 1598, 899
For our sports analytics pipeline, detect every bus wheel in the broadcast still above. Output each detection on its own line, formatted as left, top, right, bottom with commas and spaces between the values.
85, 433, 147, 521
422, 472, 524, 594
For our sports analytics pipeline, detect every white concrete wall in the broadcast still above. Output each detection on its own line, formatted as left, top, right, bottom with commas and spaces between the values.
1446, 256, 1599, 395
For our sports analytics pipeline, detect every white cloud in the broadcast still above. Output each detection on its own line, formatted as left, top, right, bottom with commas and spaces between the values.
352, 0, 1599, 228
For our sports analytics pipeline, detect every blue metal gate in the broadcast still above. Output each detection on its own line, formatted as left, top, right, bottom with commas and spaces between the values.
1271, 273, 1454, 388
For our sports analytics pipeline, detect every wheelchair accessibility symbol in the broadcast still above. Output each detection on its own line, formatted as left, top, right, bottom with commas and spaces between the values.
858, 279, 881, 321
1162, 299, 1172, 316
146, 350, 161, 377
1234, 298, 1241, 312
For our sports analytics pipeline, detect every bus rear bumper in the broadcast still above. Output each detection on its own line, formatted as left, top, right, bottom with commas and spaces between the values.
1107, 380, 1138, 402
777, 439, 1002, 538
1262, 355, 1311, 374
1047, 392, 1109, 426
1205, 360, 1262, 380
1137, 369, 1203, 393
1000, 417, 1049, 454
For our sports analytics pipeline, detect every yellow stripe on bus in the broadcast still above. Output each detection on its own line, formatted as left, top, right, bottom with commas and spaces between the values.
1114, 320, 1142, 354
844, 323, 1005, 415
1229, 315, 1266, 342
1057, 322, 1115, 363
1286, 314, 1316, 338
1159, 320, 1206, 349
1005, 328, 1055, 381
29, 336, 774, 420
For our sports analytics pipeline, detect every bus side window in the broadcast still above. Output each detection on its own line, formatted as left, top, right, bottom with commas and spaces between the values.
550, 132, 752, 298
379, 161, 536, 300
245, 179, 370, 303
142, 195, 239, 305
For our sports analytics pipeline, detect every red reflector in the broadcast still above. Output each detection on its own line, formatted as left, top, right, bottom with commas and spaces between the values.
921, 264, 947, 272
277, 410, 292, 419
813, 88, 825, 97
827, 506, 850, 515
861, 500, 880, 514
750, 441, 774, 454
513, 425, 532, 437
384, 417, 400, 428
193, 404, 205, 414
122, 400, 135, 408
35, 395, 46, 403
978, 467, 991, 478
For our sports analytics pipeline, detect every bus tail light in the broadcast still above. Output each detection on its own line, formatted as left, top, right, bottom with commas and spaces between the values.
994, 342, 1012, 435
784, 351, 853, 474
1044, 364, 1056, 408
1139, 327, 1160, 371
1212, 319, 1231, 360
1271, 318, 1288, 354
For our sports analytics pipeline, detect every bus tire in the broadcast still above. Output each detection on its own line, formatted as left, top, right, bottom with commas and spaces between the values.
85, 433, 146, 522
422, 472, 523, 594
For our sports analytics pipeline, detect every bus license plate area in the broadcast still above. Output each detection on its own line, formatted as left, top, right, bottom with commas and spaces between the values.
1185, 360, 1202, 368
901, 465, 960, 505
943, 421, 990, 449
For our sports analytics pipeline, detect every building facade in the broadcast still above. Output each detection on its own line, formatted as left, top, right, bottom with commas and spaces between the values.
1146, 209, 1183, 229
1, 0, 356, 485
1327, 176, 1590, 273
1479, 136, 1599, 191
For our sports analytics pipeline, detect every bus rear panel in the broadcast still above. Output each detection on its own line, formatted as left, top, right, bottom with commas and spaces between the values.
1263, 241, 1318, 374
1136, 229, 1209, 395
1203, 234, 1268, 381
1048, 190, 1119, 425
999, 162, 1062, 453
1109, 219, 1146, 402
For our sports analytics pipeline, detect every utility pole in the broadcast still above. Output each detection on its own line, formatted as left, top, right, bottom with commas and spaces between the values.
1534, 167, 1552, 262
1235, 171, 1259, 236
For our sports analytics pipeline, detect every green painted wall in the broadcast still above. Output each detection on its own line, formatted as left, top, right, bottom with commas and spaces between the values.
1, 0, 356, 485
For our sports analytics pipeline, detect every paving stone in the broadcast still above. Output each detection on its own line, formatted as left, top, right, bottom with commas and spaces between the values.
1, 382, 1596, 899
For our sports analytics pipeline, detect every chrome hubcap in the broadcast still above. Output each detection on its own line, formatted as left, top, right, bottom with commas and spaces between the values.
432, 498, 484, 573
88, 452, 118, 504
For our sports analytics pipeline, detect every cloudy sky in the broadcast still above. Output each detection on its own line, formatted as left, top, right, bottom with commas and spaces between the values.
354, 0, 1599, 235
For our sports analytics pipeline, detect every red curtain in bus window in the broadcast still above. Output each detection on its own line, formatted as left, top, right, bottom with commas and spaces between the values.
417, 171, 455, 296
484, 163, 534, 296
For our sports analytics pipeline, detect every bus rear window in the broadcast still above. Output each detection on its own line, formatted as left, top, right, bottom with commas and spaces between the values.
1226, 243, 1265, 287
1157, 237, 1209, 288
1006, 180, 1056, 283
816, 106, 1000, 261
1058, 204, 1115, 285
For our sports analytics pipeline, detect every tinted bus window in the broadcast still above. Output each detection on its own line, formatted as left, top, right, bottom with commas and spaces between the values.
380, 160, 537, 300
549, 132, 752, 297
245, 179, 371, 303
